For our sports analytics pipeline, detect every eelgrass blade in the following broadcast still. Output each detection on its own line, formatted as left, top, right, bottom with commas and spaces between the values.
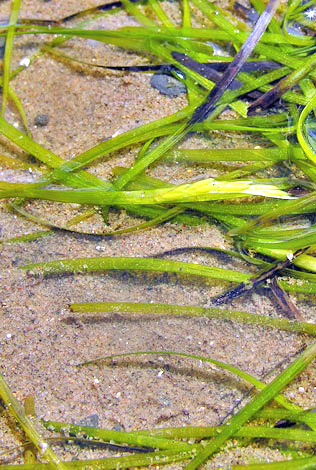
126, 423, 316, 443
185, 340, 316, 469
283, 0, 316, 46
111, 166, 309, 221
270, 278, 303, 320
0, 449, 194, 469
148, 0, 174, 27
0, 153, 35, 169
8, 85, 31, 137
113, 121, 190, 190
42, 420, 197, 453
21, 255, 316, 294
0, 178, 293, 205
297, 90, 316, 166
46, 112, 291, 180
42, 420, 316, 454
1, 0, 21, 117
21, 256, 251, 283
229, 191, 316, 236
244, 224, 316, 252
221, 426, 316, 442
164, 146, 288, 163
0, 117, 113, 190
230, 456, 316, 470
11, 202, 185, 236
0, 373, 66, 469
70, 300, 316, 335
188, 0, 281, 125
129, 408, 316, 438
47, 436, 151, 453
78, 350, 303, 413
105, 0, 282, 189
2, 23, 297, 48
172, 51, 253, 97
250, 0, 281, 34
216, 161, 277, 181
256, 406, 316, 425
248, 51, 316, 112
48, 104, 195, 180
212, 247, 308, 306
121, 0, 157, 27
0, 230, 51, 245
61, 406, 311, 441
182, 0, 192, 28
260, 249, 316, 276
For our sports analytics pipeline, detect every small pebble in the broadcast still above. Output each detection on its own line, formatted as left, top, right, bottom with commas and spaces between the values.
112, 424, 124, 432
78, 414, 100, 428
151, 73, 187, 97
34, 114, 49, 127
159, 395, 171, 407
95, 245, 106, 252
19, 57, 30, 68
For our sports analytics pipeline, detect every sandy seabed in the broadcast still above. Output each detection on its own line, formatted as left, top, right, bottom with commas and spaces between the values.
0, 0, 315, 467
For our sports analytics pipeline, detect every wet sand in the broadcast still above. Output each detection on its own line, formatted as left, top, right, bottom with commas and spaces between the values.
0, 0, 315, 467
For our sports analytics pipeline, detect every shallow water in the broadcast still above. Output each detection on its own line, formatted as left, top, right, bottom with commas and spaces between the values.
0, 1, 315, 467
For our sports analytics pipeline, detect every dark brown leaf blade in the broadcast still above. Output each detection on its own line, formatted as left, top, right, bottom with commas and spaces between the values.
188, 0, 282, 125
